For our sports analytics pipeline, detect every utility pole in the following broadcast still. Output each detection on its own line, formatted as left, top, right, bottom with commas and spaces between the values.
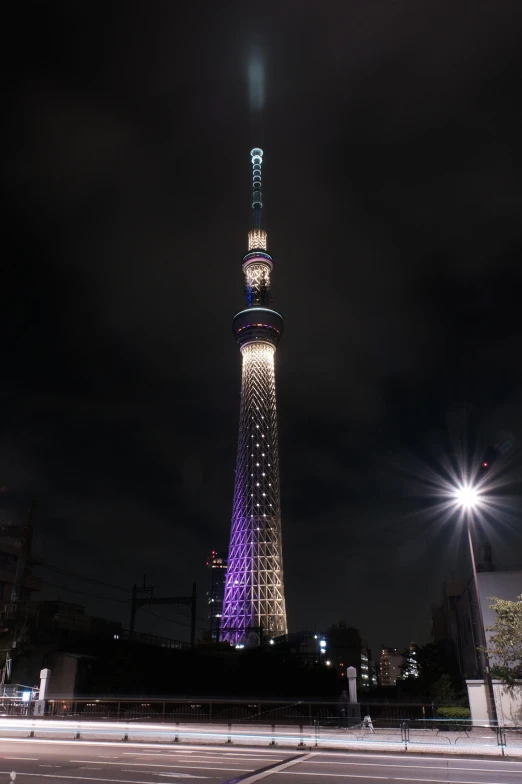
11, 501, 37, 606
129, 577, 153, 633
129, 580, 198, 650
0, 501, 37, 689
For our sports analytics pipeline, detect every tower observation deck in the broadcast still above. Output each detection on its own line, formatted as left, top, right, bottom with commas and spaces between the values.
220, 149, 288, 646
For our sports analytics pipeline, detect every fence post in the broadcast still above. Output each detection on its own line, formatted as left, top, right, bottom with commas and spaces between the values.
297, 724, 306, 748
315, 720, 319, 748
496, 725, 506, 756
174, 723, 179, 742
401, 721, 409, 749
227, 723, 232, 743
269, 724, 276, 746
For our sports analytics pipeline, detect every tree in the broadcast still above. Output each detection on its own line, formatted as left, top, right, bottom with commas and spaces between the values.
430, 673, 457, 704
395, 641, 464, 701
486, 595, 522, 685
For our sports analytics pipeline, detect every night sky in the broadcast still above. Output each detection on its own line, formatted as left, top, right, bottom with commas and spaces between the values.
5, 1, 522, 658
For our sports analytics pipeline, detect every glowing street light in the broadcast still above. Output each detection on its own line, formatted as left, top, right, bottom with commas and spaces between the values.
454, 484, 482, 510
452, 480, 497, 724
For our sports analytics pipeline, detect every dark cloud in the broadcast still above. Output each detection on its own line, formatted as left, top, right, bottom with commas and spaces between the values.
4, 0, 522, 655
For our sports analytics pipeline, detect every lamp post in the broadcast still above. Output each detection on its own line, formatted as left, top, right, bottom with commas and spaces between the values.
454, 484, 497, 724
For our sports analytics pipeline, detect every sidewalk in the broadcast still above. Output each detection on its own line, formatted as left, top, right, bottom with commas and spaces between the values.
0, 718, 520, 757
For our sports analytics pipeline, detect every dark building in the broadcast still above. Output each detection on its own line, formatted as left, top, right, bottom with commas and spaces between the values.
0, 526, 41, 628
326, 621, 366, 686
379, 646, 404, 686
432, 543, 522, 681
206, 550, 227, 640
432, 579, 466, 646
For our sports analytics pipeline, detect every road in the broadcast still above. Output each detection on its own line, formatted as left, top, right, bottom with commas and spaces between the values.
1, 739, 522, 783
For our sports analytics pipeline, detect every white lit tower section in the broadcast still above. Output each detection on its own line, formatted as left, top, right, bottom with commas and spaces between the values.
220, 149, 288, 645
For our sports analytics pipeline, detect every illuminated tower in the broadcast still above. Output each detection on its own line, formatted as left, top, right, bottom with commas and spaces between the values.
220, 149, 287, 645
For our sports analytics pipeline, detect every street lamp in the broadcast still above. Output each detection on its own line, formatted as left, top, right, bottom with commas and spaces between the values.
454, 483, 497, 724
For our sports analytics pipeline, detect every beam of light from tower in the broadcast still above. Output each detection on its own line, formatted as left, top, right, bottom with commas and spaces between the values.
248, 48, 265, 111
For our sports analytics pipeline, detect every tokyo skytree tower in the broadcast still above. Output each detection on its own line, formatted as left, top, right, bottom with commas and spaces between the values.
220, 149, 288, 645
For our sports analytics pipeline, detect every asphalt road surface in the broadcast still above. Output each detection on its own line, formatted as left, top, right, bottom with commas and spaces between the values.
1, 739, 522, 783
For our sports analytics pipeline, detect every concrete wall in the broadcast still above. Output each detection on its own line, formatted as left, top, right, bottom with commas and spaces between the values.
493, 680, 522, 727
457, 571, 521, 679
467, 679, 522, 726
466, 680, 492, 724
46, 653, 79, 698
477, 571, 522, 659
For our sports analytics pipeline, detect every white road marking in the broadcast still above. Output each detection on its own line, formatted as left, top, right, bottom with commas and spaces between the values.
310, 750, 522, 765
305, 759, 521, 774
122, 751, 196, 755
281, 772, 508, 783
0, 737, 286, 754
71, 758, 251, 771
122, 751, 279, 761
233, 753, 314, 783
39, 765, 62, 768
157, 775, 209, 779
0, 773, 183, 784
2, 757, 39, 761
122, 772, 209, 779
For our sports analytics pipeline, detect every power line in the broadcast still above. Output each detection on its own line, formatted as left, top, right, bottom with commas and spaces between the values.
39, 564, 209, 630
165, 603, 207, 623
39, 578, 128, 604
41, 562, 128, 593
141, 606, 207, 632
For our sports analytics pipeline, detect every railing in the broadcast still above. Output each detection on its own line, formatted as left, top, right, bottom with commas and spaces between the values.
42, 698, 437, 724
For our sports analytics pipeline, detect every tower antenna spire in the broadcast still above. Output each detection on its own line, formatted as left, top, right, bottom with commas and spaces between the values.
248, 148, 267, 251
250, 148, 263, 229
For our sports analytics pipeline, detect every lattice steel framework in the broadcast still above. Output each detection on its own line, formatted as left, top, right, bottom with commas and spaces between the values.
221, 149, 288, 645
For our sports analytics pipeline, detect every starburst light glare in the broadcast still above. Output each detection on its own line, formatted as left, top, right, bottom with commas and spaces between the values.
454, 484, 482, 510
